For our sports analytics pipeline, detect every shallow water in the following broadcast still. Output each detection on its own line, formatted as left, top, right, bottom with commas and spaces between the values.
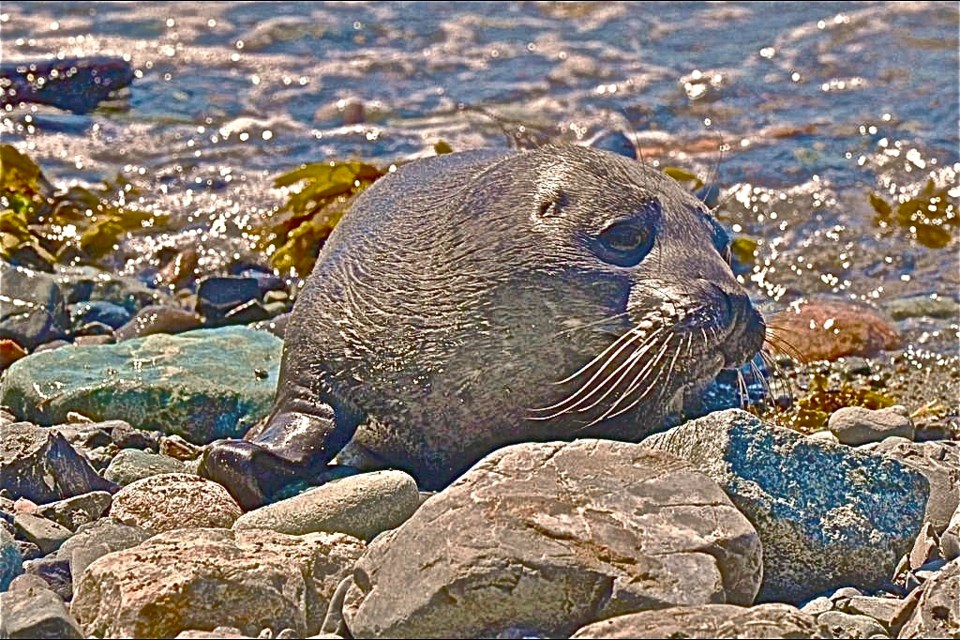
2, 2, 959, 370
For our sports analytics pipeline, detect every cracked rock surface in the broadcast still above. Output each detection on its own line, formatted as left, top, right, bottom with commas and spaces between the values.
341, 439, 762, 639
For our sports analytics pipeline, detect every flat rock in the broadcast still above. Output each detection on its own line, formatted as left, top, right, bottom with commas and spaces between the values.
0, 326, 282, 444
0, 585, 84, 639
70, 527, 364, 638
817, 610, 888, 638
233, 470, 420, 542
104, 448, 187, 485
865, 439, 959, 534
828, 405, 915, 445
109, 473, 242, 533
13, 513, 73, 555
840, 595, 904, 630
641, 409, 929, 603
899, 557, 960, 638
0, 261, 69, 350
342, 440, 762, 639
0, 421, 117, 503
34, 491, 112, 531
569, 603, 827, 638
0, 527, 23, 590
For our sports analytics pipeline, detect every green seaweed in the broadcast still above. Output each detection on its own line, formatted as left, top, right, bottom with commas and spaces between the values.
761, 374, 897, 432
869, 182, 957, 249
0, 144, 166, 265
255, 160, 386, 277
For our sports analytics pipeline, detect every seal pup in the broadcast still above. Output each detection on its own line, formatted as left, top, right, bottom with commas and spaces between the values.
201, 145, 766, 508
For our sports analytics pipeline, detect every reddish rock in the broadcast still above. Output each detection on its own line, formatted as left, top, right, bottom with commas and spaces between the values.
768, 299, 901, 362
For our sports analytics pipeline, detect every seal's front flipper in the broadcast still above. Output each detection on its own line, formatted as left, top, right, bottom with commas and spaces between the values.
199, 405, 358, 510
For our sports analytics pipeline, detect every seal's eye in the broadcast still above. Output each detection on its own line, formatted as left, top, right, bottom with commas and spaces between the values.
595, 220, 655, 267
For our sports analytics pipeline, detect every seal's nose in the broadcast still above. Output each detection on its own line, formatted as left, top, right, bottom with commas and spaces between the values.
716, 288, 766, 368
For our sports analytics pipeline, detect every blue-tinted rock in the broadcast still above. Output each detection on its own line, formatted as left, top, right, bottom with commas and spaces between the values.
641, 409, 929, 604
196, 277, 262, 326
0, 422, 117, 504
0, 55, 134, 115
0, 262, 68, 350
1, 528, 23, 591
0, 327, 282, 444
68, 301, 132, 330
22, 557, 71, 601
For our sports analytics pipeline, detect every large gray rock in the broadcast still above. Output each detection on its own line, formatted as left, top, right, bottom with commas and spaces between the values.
342, 440, 762, 639
0, 421, 117, 503
569, 603, 826, 638
898, 558, 960, 638
865, 439, 959, 534
0, 326, 282, 444
55, 519, 151, 583
0, 261, 68, 349
233, 470, 420, 542
109, 473, 242, 533
104, 448, 187, 485
13, 513, 73, 555
641, 409, 929, 603
70, 527, 364, 638
0, 584, 84, 639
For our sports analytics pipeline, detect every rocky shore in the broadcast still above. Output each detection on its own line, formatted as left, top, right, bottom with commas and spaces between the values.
0, 259, 957, 638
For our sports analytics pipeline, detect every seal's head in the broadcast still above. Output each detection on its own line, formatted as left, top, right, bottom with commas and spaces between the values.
201, 144, 767, 504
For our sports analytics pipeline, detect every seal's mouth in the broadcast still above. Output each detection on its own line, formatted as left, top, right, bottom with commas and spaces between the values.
528, 293, 765, 429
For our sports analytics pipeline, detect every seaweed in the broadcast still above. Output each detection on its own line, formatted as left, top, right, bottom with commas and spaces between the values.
254, 160, 386, 277
759, 373, 897, 432
869, 181, 957, 249
0, 144, 166, 267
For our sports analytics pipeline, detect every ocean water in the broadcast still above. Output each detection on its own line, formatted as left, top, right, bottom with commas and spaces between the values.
2, 1, 958, 324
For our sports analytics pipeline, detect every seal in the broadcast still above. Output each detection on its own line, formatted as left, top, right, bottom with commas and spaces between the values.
200, 145, 766, 508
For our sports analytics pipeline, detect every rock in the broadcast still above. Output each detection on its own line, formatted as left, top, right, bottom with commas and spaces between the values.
0, 527, 23, 590
14, 542, 41, 561
807, 430, 840, 444
175, 629, 253, 639
0, 55, 134, 114
640, 409, 929, 603
114, 305, 203, 340
942, 506, 960, 561
13, 513, 73, 555
0, 339, 27, 372
909, 523, 941, 570
23, 557, 71, 601
34, 492, 112, 532
0, 326, 282, 444
55, 266, 166, 313
233, 470, 420, 542
56, 519, 151, 580
866, 439, 959, 534
104, 448, 187, 485
0, 585, 84, 638
6, 573, 50, 592
767, 298, 901, 361
70, 527, 364, 638
569, 603, 826, 638
841, 596, 905, 631
197, 276, 264, 326
828, 406, 915, 445
801, 596, 834, 616
0, 421, 117, 503
342, 440, 762, 639
68, 301, 132, 330
817, 610, 888, 638
898, 558, 960, 638
886, 293, 959, 321
110, 474, 242, 533
0, 262, 68, 350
